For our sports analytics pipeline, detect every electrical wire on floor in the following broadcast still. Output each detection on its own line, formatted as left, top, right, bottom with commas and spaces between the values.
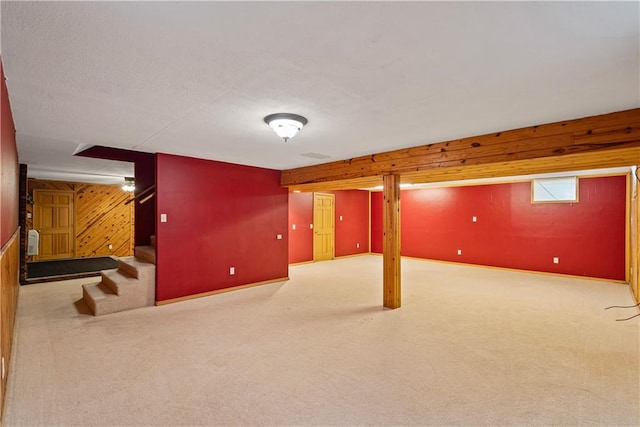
615, 313, 640, 322
604, 302, 640, 321
604, 303, 640, 309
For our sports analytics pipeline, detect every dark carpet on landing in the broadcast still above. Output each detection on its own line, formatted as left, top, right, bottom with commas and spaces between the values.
27, 257, 118, 279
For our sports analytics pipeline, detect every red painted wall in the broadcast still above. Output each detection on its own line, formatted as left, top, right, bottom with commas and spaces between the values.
371, 191, 383, 254
1, 59, 19, 248
333, 190, 369, 257
288, 192, 313, 263
371, 176, 627, 280
155, 153, 288, 301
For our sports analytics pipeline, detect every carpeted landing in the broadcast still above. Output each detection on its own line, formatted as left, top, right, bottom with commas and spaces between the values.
5, 255, 639, 426
26, 257, 118, 282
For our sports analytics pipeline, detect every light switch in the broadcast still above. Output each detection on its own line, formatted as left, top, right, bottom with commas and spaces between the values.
160, 213, 167, 223
310, 224, 313, 229
277, 234, 283, 240
339, 215, 343, 221
27, 213, 32, 219
292, 224, 296, 230
457, 249, 462, 255
472, 216, 477, 222
229, 267, 235, 275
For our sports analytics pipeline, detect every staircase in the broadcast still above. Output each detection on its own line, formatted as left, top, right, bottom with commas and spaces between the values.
82, 236, 156, 316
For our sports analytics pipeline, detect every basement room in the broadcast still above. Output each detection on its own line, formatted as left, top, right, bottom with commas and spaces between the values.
0, 1, 638, 425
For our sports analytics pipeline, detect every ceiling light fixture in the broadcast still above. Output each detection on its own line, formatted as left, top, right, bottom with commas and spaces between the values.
122, 177, 135, 192
264, 113, 308, 142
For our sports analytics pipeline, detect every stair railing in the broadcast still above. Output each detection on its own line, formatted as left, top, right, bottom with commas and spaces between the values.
125, 185, 156, 205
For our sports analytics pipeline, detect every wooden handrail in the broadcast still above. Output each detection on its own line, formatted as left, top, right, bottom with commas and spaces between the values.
139, 192, 155, 205
125, 184, 156, 205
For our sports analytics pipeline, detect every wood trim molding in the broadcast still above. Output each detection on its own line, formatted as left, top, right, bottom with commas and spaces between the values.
333, 253, 369, 260
288, 260, 315, 266
282, 108, 640, 190
400, 255, 630, 284
155, 277, 290, 305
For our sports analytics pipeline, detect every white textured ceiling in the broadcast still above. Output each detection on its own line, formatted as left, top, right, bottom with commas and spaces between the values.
1, 1, 639, 184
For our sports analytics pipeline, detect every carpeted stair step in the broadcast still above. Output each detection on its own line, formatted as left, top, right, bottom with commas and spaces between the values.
134, 245, 156, 265
118, 256, 155, 280
101, 269, 138, 295
82, 255, 156, 317
82, 282, 119, 316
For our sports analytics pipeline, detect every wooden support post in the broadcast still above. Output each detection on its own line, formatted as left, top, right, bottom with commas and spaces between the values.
383, 174, 401, 309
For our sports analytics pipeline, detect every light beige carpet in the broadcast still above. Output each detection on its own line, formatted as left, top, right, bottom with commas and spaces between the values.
5, 255, 639, 426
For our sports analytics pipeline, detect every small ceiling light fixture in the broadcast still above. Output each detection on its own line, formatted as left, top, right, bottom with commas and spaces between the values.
122, 177, 135, 192
264, 113, 308, 142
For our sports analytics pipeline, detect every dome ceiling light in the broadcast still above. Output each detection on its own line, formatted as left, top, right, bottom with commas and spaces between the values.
264, 113, 308, 142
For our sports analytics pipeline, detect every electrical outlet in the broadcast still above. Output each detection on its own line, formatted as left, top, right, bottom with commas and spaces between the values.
276, 234, 283, 240
472, 216, 477, 222
339, 215, 343, 221
310, 224, 313, 229
457, 249, 462, 255
356, 243, 360, 248
108, 244, 113, 250
230, 267, 235, 275
553, 257, 559, 264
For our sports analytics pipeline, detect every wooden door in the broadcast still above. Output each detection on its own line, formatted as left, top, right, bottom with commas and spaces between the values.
33, 190, 74, 260
313, 193, 335, 261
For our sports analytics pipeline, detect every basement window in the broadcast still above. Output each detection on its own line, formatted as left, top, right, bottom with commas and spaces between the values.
532, 176, 578, 203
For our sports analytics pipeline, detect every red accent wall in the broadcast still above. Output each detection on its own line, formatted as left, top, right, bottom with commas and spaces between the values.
371, 176, 627, 280
371, 191, 383, 254
288, 190, 370, 263
333, 190, 369, 257
155, 153, 288, 301
288, 192, 313, 263
1, 59, 19, 248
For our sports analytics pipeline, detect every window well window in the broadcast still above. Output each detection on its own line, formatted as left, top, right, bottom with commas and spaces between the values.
532, 176, 578, 203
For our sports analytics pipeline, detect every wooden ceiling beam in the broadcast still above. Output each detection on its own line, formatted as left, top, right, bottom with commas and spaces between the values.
282, 108, 640, 189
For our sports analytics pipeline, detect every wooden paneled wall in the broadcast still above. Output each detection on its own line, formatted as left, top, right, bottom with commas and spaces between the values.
27, 179, 134, 260
0, 230, 20, 415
